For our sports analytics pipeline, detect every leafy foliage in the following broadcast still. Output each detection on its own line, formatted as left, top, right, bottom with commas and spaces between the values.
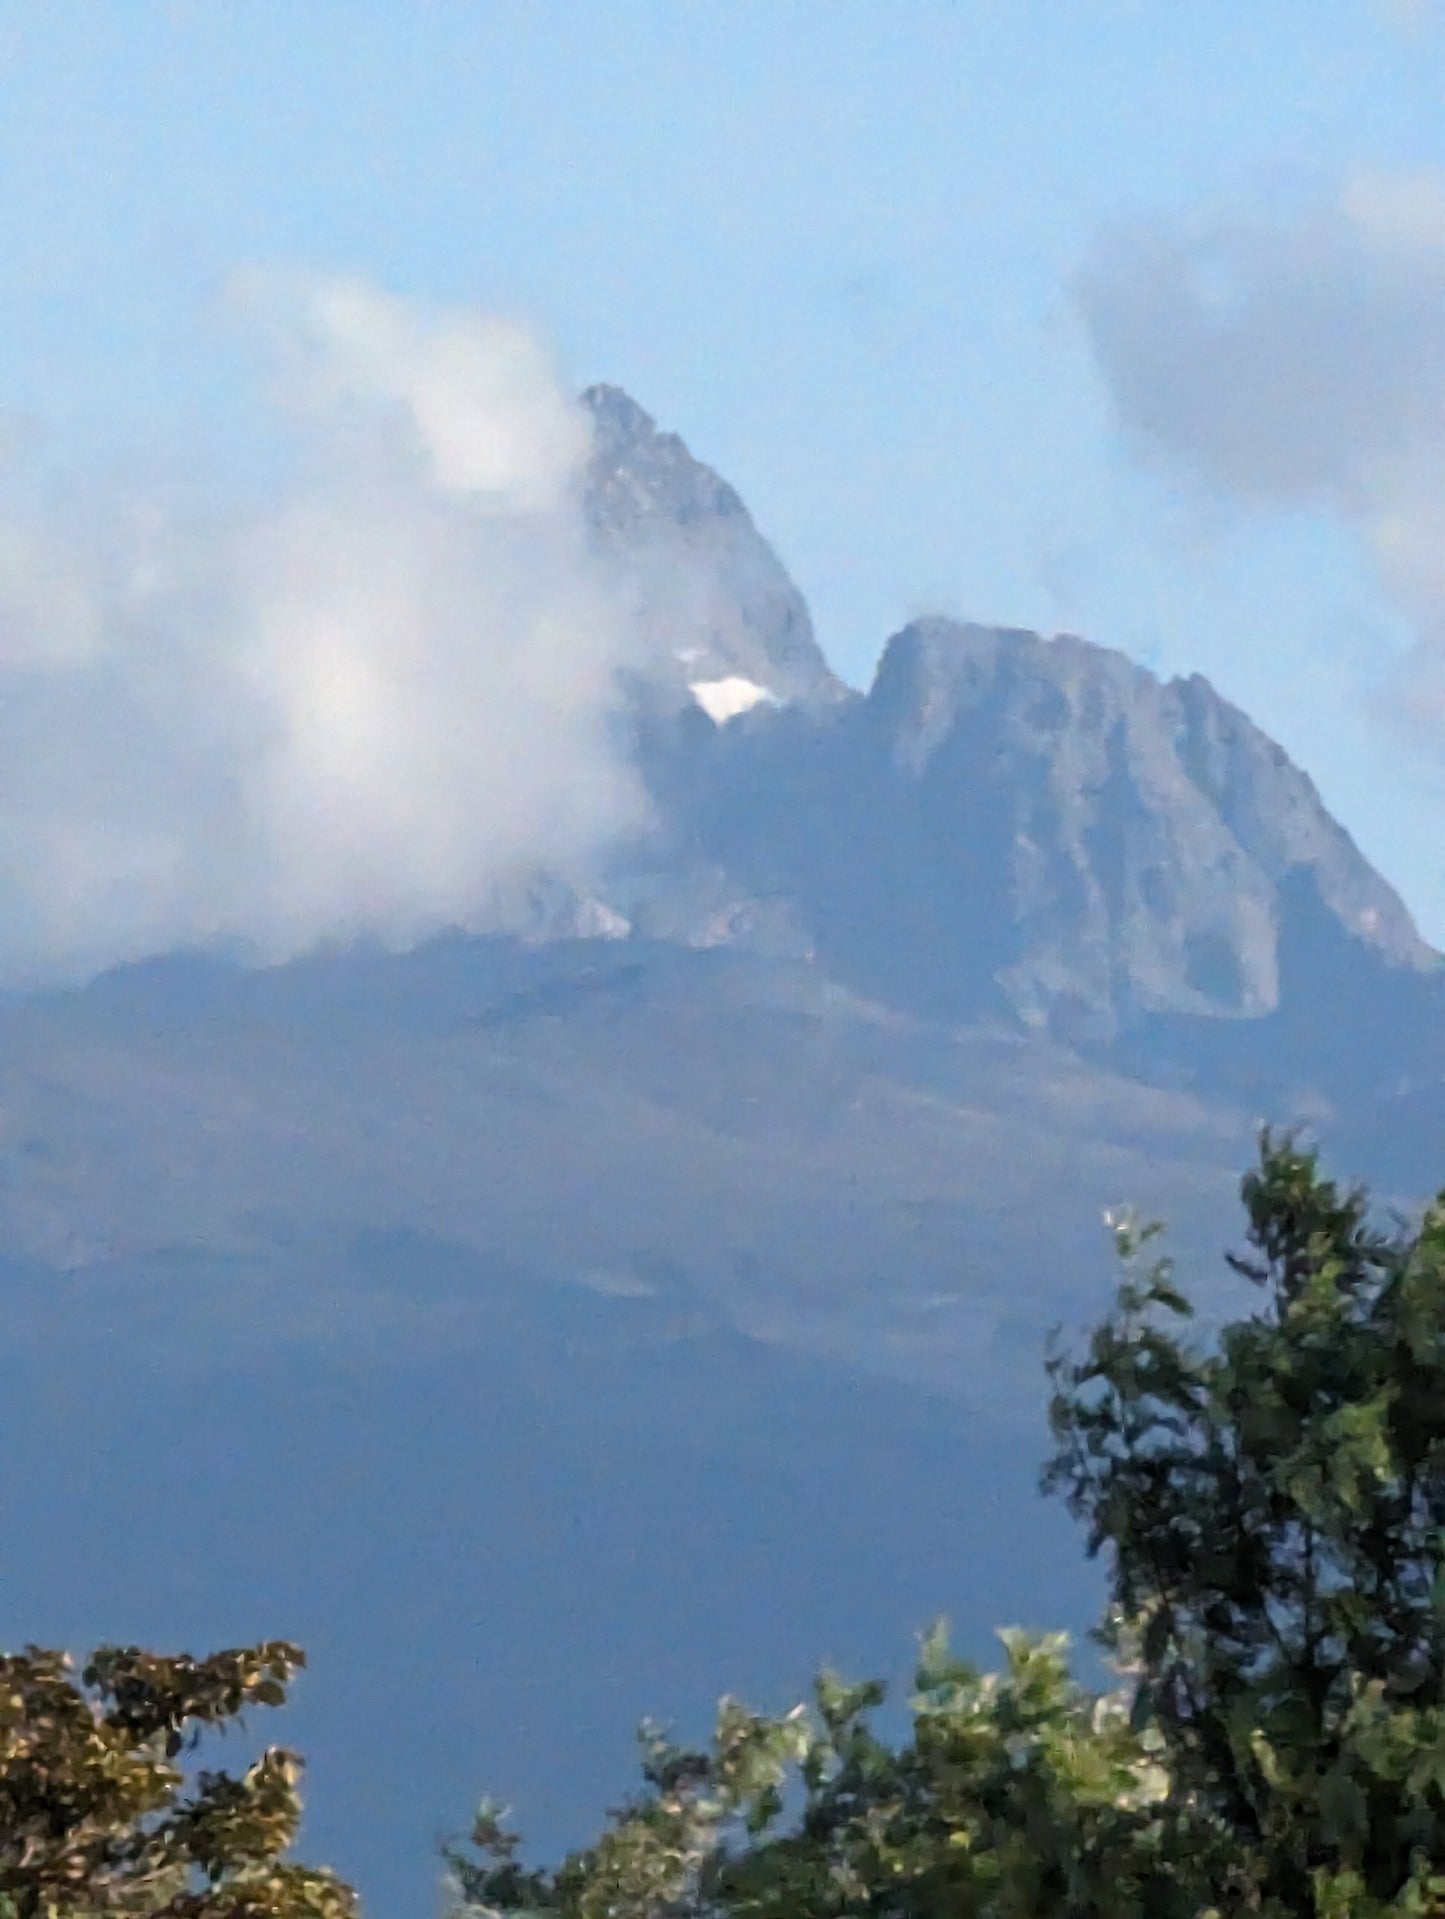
0, 1641, 356, 1919
444, 1627, 1186, 1919
1047, 1131, 1445, 1914
450, 1133, 1445, 1919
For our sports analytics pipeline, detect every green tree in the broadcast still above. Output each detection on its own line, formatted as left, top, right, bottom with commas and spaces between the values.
1046, 1131, 1445, 1915
444, 1626, 1185, 1919
0, 1640, 356, 1919
449, 1134, 1445, 1919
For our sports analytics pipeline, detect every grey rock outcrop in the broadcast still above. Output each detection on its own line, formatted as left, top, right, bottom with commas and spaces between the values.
644, 617, 1438, 1041
867, 618, 1433, 1026
551, 388, 1443, 1059
581, 384, 846, 710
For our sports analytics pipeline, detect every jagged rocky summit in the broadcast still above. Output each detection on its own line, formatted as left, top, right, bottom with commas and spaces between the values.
568, 384, 1439, 1049
634, 614, 1434, 1043
581, 383, 846, 715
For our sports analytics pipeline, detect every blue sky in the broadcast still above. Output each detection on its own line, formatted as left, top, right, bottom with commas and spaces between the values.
2, 0, 1444, 942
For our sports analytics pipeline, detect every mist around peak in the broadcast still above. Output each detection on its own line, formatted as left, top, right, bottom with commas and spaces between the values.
0, 275, 648, 987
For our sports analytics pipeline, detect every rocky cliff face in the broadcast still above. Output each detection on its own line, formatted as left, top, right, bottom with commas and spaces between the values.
567, 386, 1441, 1052
640, 615, 1437, 1042
863, 618, 1433, 1026
581, 384, 846, 711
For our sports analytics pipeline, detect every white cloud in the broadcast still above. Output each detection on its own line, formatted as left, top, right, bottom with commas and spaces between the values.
234, 270, 590, 509
1076, 171, 1445, 749
0, 276, 645, 984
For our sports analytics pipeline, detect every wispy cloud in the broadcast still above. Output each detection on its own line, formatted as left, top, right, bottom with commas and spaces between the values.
0, 274, 645, 985
1076, 170, 1445, 757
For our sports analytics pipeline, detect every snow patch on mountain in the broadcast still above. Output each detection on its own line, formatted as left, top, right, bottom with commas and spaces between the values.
690, 677, 779, 724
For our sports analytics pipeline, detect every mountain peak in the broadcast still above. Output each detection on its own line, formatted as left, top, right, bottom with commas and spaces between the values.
579, 383, 845, 710
875, 614, 1175, 702
571, 404, 1434, 1045
580, 381, 653, 430
861, 616, 1434, 1022
644, 610, 1434, 1045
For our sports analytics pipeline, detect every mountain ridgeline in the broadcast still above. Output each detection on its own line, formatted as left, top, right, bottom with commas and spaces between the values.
577, 382, 1440, 1086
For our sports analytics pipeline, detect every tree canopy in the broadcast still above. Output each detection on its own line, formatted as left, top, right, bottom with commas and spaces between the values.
10, 1134, 1445, 1917
0, 1641, 355, 1919
1046, 1133, 1445, 1914
448, 1135, 1445, 1919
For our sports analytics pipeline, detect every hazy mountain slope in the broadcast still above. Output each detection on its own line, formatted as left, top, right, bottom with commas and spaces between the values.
0, 1244, 1094, 1919
0, 921, 1414, 1916
0, 936, 1258, 1911
1111, 866, 1445, 1192
0, 936, 1251, 1400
